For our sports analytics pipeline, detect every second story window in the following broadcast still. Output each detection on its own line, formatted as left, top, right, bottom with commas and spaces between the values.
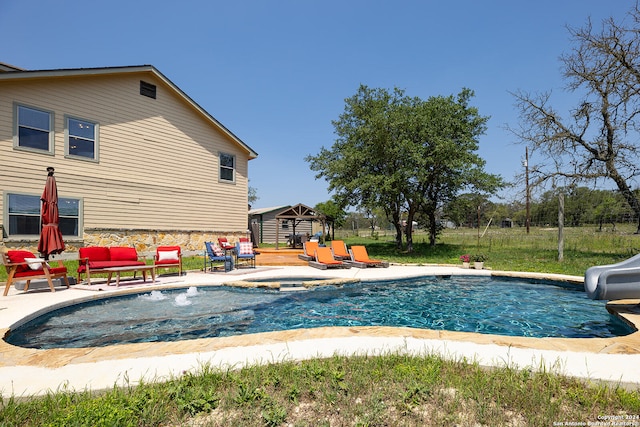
219, 152, 235, 182
15, 105, 53, 153
66, 117, 98, 160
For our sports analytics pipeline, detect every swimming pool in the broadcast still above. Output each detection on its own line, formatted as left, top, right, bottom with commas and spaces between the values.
5, 275, 633, 349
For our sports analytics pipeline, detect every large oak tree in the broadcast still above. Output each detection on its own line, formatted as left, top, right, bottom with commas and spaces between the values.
306, 85, 502, 250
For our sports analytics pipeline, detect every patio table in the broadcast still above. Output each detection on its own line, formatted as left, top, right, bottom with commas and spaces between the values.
103, 265, 156, 287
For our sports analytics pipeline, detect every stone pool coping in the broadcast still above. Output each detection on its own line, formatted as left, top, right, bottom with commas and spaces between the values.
2, 265, 640, 397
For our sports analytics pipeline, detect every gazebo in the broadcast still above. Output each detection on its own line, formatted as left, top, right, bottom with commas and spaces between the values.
274, 203, 328, 249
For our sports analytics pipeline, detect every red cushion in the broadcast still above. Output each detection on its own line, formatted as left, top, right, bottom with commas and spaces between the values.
14, 266, 67, 278
156, 259, 180, 266
7, 250, 37, 273
79, 247, 111, 265
156, 245, 181, 256
109, 247, 138, 262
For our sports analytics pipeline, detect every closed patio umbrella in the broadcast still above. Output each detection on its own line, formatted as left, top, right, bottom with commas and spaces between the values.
37, 167, 65, 260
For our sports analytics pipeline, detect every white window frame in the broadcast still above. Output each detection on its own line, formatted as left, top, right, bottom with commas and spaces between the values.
65, 115, 99, 161
219, 152, 236, 183
4, 192, 82, 239
14, 103, 54, 154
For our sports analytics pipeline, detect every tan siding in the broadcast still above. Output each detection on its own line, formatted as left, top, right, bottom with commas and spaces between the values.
0, 72, 252, 238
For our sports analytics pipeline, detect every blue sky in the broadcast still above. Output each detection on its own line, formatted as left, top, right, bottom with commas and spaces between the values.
1, 1, 632, 209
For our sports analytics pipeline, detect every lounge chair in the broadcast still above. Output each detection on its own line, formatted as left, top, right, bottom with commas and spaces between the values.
204, 242, 233, 272
309, 246, 351, 270
154, 245, 182, 276
235, 241, 257, 268
330, 240, 350, 260
298, 241, 319, 261
348, 245, 389, 268
2, 250, 70, 296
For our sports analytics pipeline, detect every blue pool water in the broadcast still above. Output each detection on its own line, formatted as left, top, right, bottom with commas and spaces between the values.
5, 276, 633, 349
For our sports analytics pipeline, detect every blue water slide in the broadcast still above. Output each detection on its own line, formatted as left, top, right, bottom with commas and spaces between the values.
585, 253, 640, 300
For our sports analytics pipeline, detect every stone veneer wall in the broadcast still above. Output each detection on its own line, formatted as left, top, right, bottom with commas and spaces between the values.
0, 228, 247, 259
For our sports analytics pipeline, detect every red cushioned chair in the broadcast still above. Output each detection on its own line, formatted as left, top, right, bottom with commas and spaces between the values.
217, 237, 235, 250
2, 250, 70, 296
154, 245, 182, 276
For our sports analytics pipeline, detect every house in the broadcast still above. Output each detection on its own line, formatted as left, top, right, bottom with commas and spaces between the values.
0, 63, 258, 256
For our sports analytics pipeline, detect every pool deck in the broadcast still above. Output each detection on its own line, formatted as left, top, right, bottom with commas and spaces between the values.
2, 264, 640, 398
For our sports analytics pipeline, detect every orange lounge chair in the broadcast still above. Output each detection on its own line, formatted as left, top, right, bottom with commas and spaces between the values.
330, 240, 350, 260
309, 246, 351, 270
348, 245, 389, 268
298, 241, 319, 261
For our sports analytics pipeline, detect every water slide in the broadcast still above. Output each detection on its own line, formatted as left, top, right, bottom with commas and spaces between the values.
585, 253, 640, 300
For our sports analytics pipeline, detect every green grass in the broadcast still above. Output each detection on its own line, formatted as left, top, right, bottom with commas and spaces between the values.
3, 354, 640, 426
3, 225, 640, 425
337, 224, 640, 276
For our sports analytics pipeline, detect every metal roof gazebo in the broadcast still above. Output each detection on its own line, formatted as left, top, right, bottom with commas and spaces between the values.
274, 203, 328, 249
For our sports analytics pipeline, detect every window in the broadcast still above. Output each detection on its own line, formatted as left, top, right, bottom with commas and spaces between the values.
219, 152, 235, 182
66, 116, 98, 160
15, 105, 53, 152
7, 194, 40, 235
6, 193, 81, 237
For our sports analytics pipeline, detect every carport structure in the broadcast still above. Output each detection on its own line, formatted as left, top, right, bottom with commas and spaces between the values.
274, 203, 328, 249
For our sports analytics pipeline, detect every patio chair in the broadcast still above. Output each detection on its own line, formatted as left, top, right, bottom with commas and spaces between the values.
217, 237, 235, 251
154, 245, 182, 276
204, 242, 233, 272
309, 247, 351, 270
298, 241, 319, 261
235, 241, 256, 268
330, 240, 350, 260
2, 250, 70, 296
348, 245, 389, 268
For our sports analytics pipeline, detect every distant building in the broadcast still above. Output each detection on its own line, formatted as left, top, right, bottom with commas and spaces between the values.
501, 218, 513, 228
249, 205, 291, 244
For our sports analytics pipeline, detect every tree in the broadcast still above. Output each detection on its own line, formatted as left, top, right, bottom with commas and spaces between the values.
315, 199, 347, 239
248, 180, 258, 206
306, 85, 502, 251
508, 5, 640, 232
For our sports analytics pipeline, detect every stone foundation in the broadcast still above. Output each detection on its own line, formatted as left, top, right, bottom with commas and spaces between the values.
1, 228, 247, 258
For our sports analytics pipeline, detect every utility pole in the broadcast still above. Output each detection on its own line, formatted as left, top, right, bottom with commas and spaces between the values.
525, 147, 530, 234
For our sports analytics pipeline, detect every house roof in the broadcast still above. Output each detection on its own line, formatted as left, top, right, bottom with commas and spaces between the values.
276, 203, 326, 220
249, 205, 290, 215
0, 64, 258, 159
0, 62, 24, 72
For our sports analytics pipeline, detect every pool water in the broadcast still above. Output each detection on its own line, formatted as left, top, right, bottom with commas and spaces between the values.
6, 276, 633, 349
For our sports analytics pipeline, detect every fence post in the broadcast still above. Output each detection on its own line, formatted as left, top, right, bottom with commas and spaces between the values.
558, 193, 564, 261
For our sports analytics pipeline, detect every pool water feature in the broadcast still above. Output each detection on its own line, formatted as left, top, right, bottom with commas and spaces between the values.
5, 276, 633, 349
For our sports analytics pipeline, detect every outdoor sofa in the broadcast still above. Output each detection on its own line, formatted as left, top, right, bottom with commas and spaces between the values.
77, 246, 147, 284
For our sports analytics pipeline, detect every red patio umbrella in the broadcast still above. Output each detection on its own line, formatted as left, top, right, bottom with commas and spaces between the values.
37, 167, 65, 260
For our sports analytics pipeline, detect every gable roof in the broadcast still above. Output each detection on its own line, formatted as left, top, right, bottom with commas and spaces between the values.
0, 64, 258, 159
249, 205, 290, 216
276, 203, 326, 220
